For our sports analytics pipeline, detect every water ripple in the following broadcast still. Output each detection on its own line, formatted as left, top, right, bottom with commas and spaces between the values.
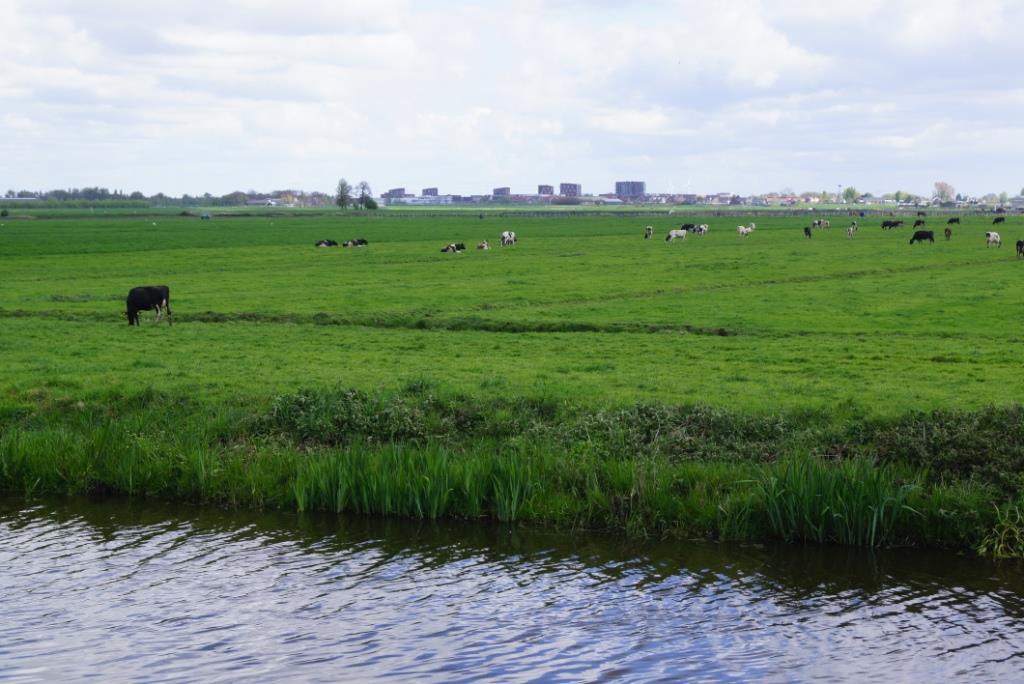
2, 497, 1023, 682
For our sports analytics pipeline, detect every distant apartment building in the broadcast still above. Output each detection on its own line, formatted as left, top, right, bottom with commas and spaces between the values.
560, 183, 581, 197
383, 188, 406, 199
422, 187, 438, 196
538, 184, 554, 195
615, 181, 646, 199
493, 187, 511, 197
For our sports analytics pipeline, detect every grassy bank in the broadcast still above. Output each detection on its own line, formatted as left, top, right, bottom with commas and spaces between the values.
2, 386, 1022, 556
2, 210, 1022, 556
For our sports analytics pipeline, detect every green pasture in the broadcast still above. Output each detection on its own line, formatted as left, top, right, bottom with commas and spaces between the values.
4, 209, 1024, 552
1, 211, 1021, 412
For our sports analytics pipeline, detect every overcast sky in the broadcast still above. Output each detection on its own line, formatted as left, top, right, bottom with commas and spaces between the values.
3, 0, 1023, 197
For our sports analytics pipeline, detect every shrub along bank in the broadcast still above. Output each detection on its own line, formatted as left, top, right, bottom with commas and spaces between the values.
1, 385, 1022, 557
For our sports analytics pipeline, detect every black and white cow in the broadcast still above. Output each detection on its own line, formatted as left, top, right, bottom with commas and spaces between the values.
500, 231, 517, 246
804, 226, 812, 239
644, 226, 654, 239
441, 242, 467, 253
126, 285, 171, 326
913, 219, 926, 228
1017, 240, 1024, 258
315, 239, 338, 247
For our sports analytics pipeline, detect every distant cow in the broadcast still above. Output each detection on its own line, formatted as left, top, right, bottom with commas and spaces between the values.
644, 226, 653, 239
1017, 240, 1024, 257
315, 239, 338, 247
200, 213, 211, 220
500, 230, 517, 246
986, 232, 1002, 248
909, 230, 934, 244
665, 229, 688, 242
804, 226, 812, 239
737, 226, 753, 237
882, 219, 905, 230
343, 238, 368, 248
691, 224, 709, 235
126, 285, 171, 326
944, 227, 952, 240
441, 242, 466, 253
993, 216, 1006, 224
913, 219, 926, 228
947, 217, 960, 225
478, 240, 490, 250
679, 223, 696, 231
847, 225, 856, 239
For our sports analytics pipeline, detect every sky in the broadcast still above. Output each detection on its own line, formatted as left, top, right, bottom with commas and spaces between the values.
3, 0, 1024, 198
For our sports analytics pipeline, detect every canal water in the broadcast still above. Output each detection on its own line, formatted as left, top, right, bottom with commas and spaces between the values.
2, 496, 1023, 682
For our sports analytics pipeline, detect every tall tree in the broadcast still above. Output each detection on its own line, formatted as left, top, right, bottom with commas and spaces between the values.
842, 186, 859, 203
934, 181, 955, 203
336, 178, 352, 208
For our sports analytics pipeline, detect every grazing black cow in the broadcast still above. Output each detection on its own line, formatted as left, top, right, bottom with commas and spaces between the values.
315, 239, 338, 247
881, 219, 904, 229
803, 226, 812, 239
947, 217, 960, 225
126, 285, 171, 326
944, 227, 952, 240
917, 211, 927, 217
1017, 240, 1024, 258
909, 230, 934, 244
993, 216, 1006, 224
913, 219, 926, 228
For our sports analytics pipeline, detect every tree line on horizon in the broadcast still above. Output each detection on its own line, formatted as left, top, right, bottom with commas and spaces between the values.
3, 180, 1022, 209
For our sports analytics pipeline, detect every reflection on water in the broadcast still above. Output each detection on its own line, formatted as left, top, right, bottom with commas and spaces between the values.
1, 496, 1023, 682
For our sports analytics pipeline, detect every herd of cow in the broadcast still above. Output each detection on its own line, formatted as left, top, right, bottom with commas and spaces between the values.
650, 215, 1024, 255
123, 218, 1022, 325
441, 231, 517, 253
315, 238, 368, 248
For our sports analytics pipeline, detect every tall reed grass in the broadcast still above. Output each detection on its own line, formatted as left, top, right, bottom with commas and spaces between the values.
0, 387, 1017, 555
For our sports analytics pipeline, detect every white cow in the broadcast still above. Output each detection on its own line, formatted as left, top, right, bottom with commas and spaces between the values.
665, 229, 688, 242
501, 230, 517, 246
737, 226, 753, 237
477, 240, 490, 250
986, 231, 1002, 248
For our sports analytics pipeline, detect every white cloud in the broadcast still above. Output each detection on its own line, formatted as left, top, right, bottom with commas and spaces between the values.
1, 0, 1022, 196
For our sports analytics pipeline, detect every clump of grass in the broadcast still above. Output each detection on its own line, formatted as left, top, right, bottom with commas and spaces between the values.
758, 457, 921, 547
978, 503, 1024, 559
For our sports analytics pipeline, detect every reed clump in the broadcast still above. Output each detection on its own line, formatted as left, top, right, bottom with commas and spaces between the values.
1, 386, 1020, 555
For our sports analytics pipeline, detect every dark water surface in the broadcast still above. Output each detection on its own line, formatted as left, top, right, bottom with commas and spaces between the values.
2, 496, 1023, 682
